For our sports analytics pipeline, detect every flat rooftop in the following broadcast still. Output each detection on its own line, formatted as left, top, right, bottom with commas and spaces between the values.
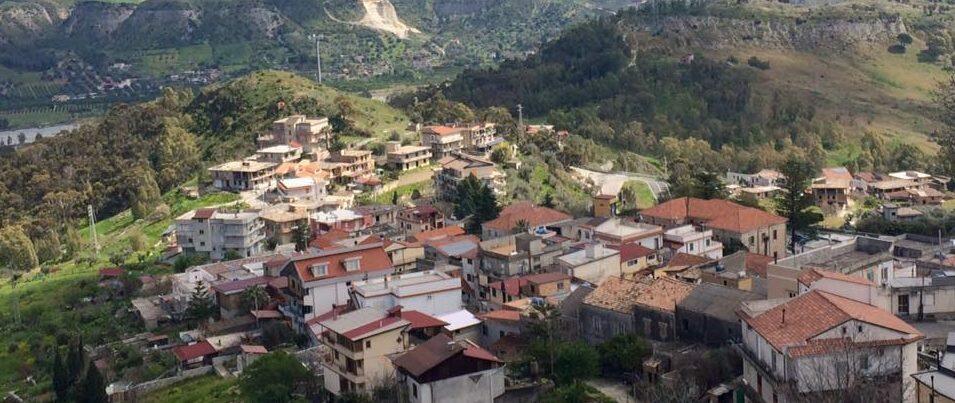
209, 159, 276, 172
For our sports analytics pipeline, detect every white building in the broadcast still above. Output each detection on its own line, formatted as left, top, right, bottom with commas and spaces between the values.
283, 244, 394, 331
558, 243, 622, 285
664, 225, 723, 259
276, 177, 327, 202
350, 270, 463, 317
392, 333, 504, 403
256, 145, 303, 164
737, 290, 923, 403
175, 208, 267, 260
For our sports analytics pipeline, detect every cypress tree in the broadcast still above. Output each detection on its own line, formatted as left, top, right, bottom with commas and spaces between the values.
52, 347, 69, 401
76, 363, 108, 403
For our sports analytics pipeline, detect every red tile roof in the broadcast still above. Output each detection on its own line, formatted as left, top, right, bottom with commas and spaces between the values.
392, 333, 500, 378
400, 310, 449, 330
744, 253, 774, 278
797, 268, 874, 287
640, 197, 786, 233
99, 267, 125, 278
740, 290, 922, 353
522, 272, 571, 285
479, 309, 522, 322
614, 243, 656, 262
632, 277, 695, 312
408, 226, 466, 243
423, 125, 466, 136
342, 316, 405, 339
172, 341, 216, 362
666, 252, 713, 269
488, 278, 528, 297
291, 244, 392, 283
193, 208, 217, 220
483, 201, 572, 231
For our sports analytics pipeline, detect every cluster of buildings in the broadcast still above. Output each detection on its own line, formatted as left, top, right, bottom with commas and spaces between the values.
142, 115, 955, 401
727, 167, 951, 222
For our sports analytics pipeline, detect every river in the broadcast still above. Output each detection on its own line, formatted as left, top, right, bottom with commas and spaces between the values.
0, 123, 79, 147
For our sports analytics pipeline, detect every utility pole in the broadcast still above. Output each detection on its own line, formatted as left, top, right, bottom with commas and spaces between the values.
311, 34, 324, 84
88, 204, 100, 258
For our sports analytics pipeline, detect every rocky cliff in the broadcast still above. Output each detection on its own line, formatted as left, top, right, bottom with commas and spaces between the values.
627, 12, 906, 53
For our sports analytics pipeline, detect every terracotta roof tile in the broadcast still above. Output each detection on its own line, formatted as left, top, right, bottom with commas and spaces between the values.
632, 277, 696, 312
740, 290, 922, 353
797, 268, 874, 287
408, 226, 466, 243
290, 244, 392, 283
479, 309, 522, 322
172, 341, 216, 362
583, 277, 647, 313
614, 243, 656, 262
483, 201, 572, 231
400, 310, 449, 330
666, 252, 713, 269
639, 197, 786, 233
744, 253, 774, 278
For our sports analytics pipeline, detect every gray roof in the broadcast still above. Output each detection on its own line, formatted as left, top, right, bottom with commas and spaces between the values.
559, 284, 595, 319
676, 283, 761, 322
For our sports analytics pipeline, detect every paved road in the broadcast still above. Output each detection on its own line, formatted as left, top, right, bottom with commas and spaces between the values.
570, 167, 669, 201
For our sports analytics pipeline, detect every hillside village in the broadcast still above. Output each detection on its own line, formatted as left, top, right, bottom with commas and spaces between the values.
33, 103, 951, 402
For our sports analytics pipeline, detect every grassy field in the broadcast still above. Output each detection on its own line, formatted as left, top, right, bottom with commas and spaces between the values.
140, 374, 239, 403
709, 40, 947, 160
0, 189, 238, 397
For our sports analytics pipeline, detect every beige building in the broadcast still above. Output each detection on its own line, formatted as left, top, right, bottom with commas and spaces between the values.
315, 307, 410, 396
256, 145, 303, 164
433, 153, 505, 202
261, 115, 332, 154
209, 159, 277, 191
386, 142, 432, 171
259, 204, 310, 245
640, 197, 788, 260
323, 149, 375, 183
420, 126, 465, 161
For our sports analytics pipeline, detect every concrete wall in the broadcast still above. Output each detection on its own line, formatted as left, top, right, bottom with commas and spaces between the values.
579, 305, 633, 345
404, 367, 505, 403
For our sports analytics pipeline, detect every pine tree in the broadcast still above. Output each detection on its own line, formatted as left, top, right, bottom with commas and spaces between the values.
467, 184, 500, 235
187, 281, 216, 322
292, 221, 310, 252
52, 347, 70, 401
76, 362, 108, 403
775, 154, 823, 254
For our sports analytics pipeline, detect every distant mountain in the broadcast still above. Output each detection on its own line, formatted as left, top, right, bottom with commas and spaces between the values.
0, 0, 638, 78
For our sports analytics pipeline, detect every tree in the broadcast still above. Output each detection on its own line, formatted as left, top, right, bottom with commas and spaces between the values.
541, 192, 555, 209
52, 347, 70, 401
239, 351, 311, 403
597, 334, 649, 376
775, 154, 823, 254
76, 363, 108, 403
130, 169, 161, 220
155, 119, 200, 190
553, 341, 599, 384
241, 286, 269, 312
0, 225, 39, 271
935, 74, 955, 182
391, 191, 398, 205
64, 227, 84, 259
128, 230, 147, 252
66, 335, 85, 384
261, 321, 296, 349
34, 231, 62, 264
187, 281, 216, 322
898, 33, 913, 46
292, 221, 310, 252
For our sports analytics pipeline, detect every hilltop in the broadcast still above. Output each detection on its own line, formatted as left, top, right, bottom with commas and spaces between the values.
436, 0, 955, 175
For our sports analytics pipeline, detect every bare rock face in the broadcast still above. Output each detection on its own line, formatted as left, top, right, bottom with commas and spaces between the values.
62, 2, 135, 41
632, 14, 906, 53
0, 2, 60, 46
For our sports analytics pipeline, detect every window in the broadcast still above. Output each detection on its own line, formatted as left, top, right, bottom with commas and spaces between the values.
557, 282, 564, 290
412, 384, 418, 398
643, 318, 652, 336
773, 230, 778, 240
365, 340, 371, 348
689, 243, 695, 251
857, 325, 864, 333
841, 326, 847, 335
659, 322, 668, 340
771, 352, 777, 372
757, 374, 762, 394
749, 236, 755, 245
311, 263, 329, 277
